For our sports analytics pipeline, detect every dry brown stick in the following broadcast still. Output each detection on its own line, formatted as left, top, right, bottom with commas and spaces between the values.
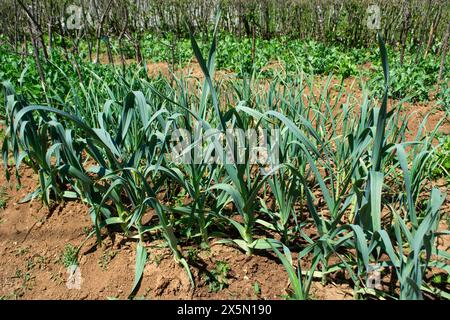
27, 18, 45, 86
16, 0, 48, 60
399, 2, 410, 66
94, 0, 114, 64
438, 21, 449, 82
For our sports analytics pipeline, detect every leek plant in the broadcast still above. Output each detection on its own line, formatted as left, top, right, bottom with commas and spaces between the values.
1, 16, 447, 299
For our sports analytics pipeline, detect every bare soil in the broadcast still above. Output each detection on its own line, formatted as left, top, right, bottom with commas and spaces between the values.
0, 166, 355, 300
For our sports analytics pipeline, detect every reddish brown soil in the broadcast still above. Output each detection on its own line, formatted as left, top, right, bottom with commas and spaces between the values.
0, 167, 354, 300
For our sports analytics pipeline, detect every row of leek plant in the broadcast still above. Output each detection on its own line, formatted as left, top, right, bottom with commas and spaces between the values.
1, 17, 448, 299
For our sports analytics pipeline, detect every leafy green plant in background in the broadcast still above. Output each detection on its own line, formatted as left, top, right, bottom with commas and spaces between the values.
2, 32, 447, 106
